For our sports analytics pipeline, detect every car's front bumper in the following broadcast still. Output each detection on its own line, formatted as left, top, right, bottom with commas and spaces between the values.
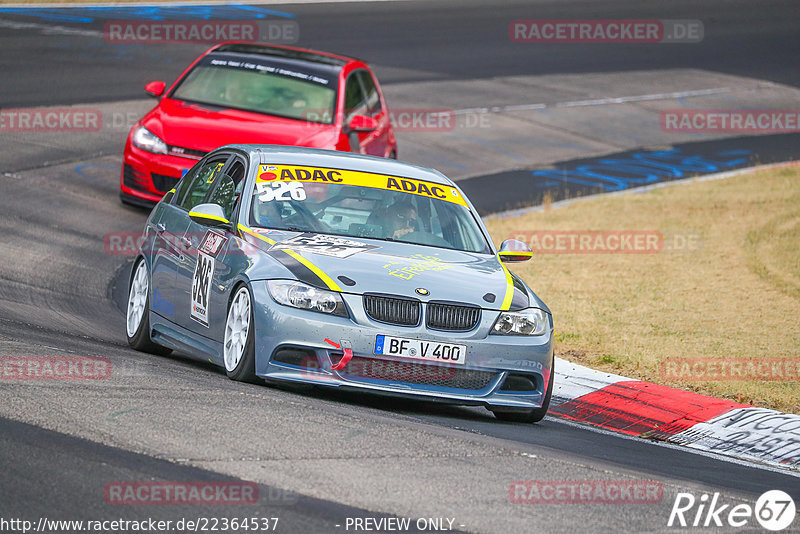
120, 143, 197, 203
250, 282, 554, 410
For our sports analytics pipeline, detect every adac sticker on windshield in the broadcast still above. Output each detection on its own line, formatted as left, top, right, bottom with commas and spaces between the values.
257, 164, 468, 206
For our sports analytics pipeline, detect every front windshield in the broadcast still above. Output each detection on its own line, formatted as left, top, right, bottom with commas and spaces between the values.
248, 165, 491, 254
171, 59, 337, 124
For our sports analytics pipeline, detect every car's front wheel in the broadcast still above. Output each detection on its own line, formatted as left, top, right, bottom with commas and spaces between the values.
491, 358, 554, 423
126, 257, 171, 355
223, 285, 257, 382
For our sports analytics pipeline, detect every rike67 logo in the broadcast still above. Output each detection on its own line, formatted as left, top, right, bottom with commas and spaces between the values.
668, 490, 796, 531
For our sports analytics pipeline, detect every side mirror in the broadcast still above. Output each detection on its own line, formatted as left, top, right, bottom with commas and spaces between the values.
498, 239, 532, 262
189, 203, 231, 229
144, 81, 166, 98
345, 114, 378, 133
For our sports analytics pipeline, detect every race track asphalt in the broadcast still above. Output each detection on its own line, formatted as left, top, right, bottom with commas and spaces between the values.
0, 1, 798, 532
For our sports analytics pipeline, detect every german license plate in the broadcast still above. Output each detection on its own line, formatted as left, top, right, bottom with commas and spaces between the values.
374, 335, 466, 366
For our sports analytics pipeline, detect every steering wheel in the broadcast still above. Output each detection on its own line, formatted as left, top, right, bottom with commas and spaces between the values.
398, 231, 451, 247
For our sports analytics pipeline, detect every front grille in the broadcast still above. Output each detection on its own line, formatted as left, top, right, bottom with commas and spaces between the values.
341, 356, 497, 390
426, 302, 481, 331
364, 294, 420, 326
151, 173, 180, 193
122, 164, 148, 190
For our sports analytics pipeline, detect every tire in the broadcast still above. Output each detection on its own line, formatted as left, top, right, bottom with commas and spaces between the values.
491, 357, 555, 423
223, 285, 258, 383
126, 257, 172, 356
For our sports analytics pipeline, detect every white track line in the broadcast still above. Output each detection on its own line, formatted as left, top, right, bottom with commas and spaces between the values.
452, 87, 736, 116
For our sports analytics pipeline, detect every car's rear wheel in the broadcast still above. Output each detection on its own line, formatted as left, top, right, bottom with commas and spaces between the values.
224, 285, 257, 382
491, 358, 554, 423
126, 257, 171, 355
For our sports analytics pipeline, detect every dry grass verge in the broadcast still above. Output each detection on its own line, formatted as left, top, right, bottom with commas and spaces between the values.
485, 165, 800, 413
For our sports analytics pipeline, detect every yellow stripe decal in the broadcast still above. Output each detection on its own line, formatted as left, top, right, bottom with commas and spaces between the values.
238, 224, 341, 292
189, 211, 229, 224
238, 224, 276, 245
257, 164, 468, 207
499, 259, 514, 311
499, 250, 533, 259
281, 249, 342, 292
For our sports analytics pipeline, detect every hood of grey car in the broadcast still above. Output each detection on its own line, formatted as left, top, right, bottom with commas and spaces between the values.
245, 231, 530, 310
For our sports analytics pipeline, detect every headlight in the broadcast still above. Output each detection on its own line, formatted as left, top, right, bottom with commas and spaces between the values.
491, 308, 548, 336
132, 126, 168, 154
267, 280, 348, 317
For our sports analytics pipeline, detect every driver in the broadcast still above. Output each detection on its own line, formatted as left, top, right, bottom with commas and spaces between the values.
386, 200, 418, 239
222, 76, 247, 106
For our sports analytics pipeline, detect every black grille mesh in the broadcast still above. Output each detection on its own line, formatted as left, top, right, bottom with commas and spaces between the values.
341, 357, 497, 390
122, 164, 147, 190
426, 302, 481, 331
151, 173, 180, 193
364, 295, 420, 326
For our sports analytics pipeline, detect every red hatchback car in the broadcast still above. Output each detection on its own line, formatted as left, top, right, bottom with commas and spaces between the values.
120, 42, 398, 207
